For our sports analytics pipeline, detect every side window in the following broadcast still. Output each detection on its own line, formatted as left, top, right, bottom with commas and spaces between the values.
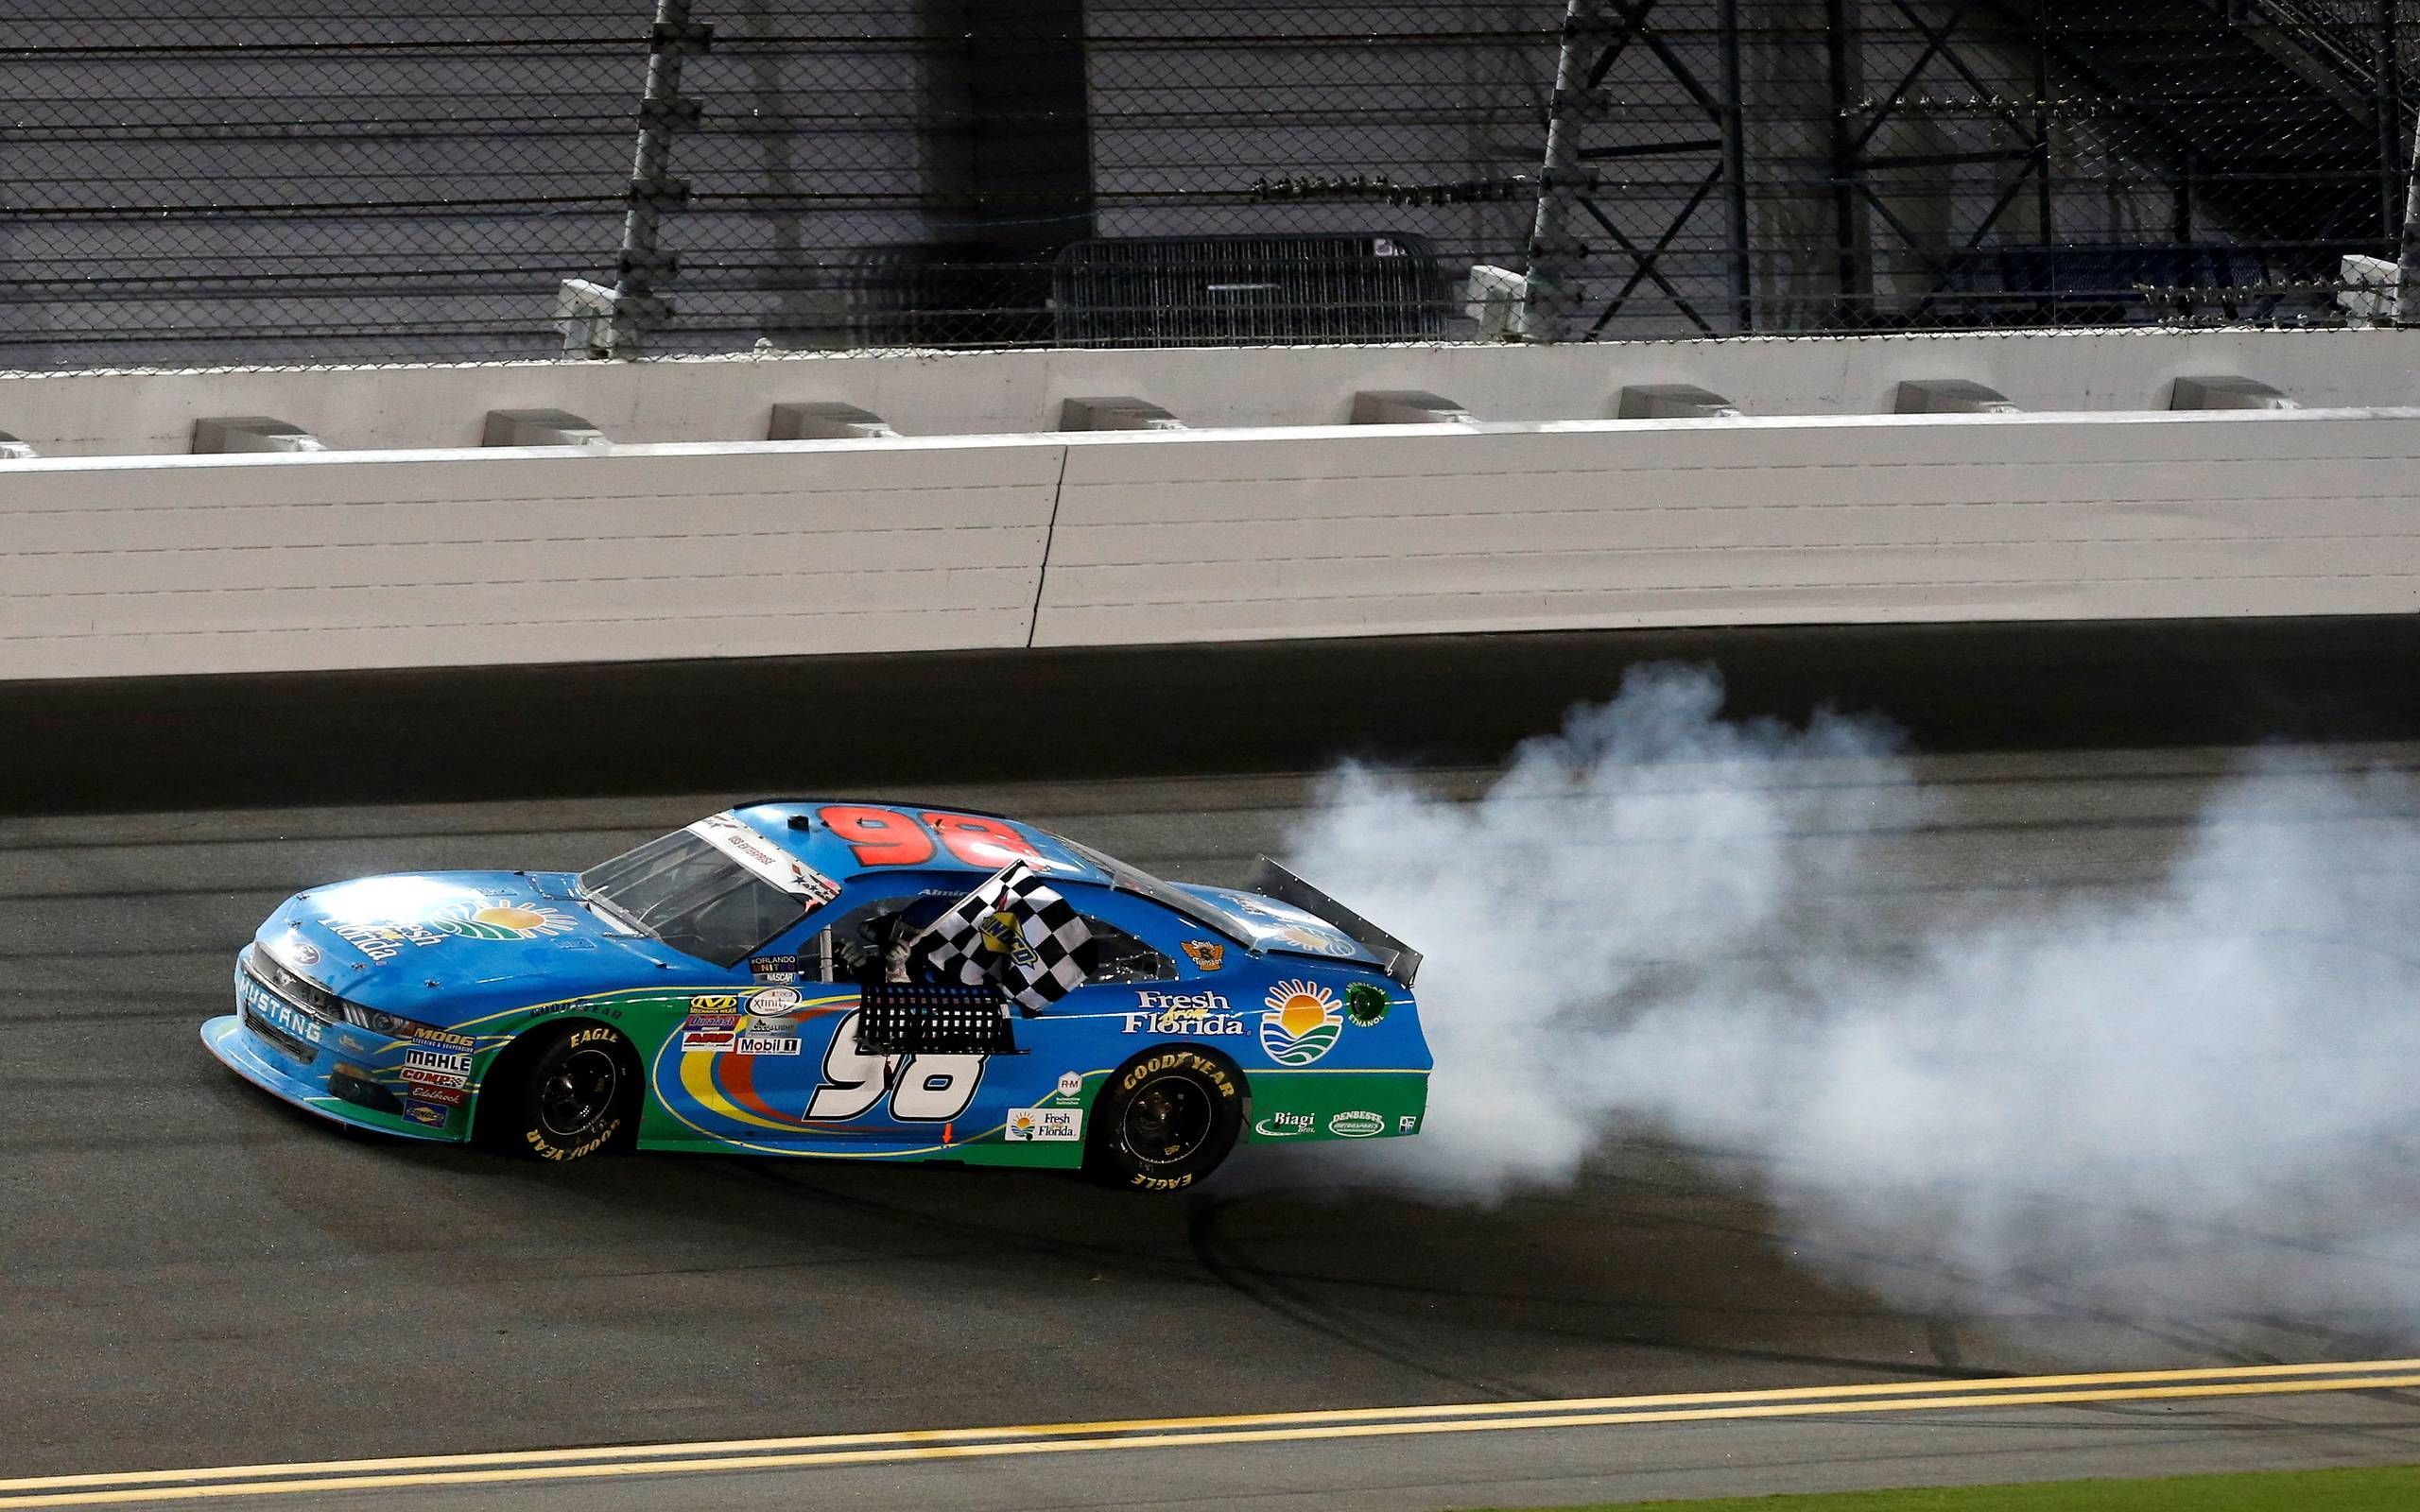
1084, 918, 1176, 984
804, 890, 945, 984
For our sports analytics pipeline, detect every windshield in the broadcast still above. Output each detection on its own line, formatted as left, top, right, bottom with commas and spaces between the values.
577, 831, 807, 967
1051, 835, 1251, 944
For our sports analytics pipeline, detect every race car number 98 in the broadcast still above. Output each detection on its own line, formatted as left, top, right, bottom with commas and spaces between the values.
805, 1010, 984, 1123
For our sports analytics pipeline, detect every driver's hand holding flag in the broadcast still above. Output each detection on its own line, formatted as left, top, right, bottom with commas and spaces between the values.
906, 862, 1098, 1014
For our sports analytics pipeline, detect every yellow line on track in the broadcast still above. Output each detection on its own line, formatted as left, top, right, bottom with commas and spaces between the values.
5, 1362, 2417, 1508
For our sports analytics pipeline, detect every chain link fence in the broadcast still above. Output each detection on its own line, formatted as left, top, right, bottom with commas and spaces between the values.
0, 0, 2412, 369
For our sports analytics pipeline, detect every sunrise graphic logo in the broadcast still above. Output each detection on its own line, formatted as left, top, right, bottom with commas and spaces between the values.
429, 901, 578, 941
1259, 979, 1342, 1066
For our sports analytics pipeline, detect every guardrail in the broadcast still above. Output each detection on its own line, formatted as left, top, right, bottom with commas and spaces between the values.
9, 404, 2419, 682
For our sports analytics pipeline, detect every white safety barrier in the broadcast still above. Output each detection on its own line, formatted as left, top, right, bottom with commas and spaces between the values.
5, 406, 2418, 681
0, 438, 1062, 679
1036, 408, 2420, 644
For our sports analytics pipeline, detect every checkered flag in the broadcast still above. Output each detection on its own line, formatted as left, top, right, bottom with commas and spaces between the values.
908, 863, 1098, 1014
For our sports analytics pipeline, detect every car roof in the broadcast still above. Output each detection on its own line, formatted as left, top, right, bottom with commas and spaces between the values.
719, 800, 1110, 888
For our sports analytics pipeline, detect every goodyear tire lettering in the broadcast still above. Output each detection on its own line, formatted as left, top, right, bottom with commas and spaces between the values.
1092, 1047, 1243, 1193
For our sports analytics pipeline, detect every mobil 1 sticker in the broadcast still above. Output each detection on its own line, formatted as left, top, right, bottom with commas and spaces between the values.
732, 1033, 801, 1057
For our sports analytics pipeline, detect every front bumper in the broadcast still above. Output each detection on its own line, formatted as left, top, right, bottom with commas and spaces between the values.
201, 1015, 462, 1143
208, 950, 475, 1142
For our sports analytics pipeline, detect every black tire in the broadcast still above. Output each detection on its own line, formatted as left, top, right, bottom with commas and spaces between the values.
1086, 1047, 1244, 1192
481, 1022, 639, 1162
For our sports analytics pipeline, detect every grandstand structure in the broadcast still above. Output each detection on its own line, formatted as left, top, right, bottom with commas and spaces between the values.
0, 1, 2411, 366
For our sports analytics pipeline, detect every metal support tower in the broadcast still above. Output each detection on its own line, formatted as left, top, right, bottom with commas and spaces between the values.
1524, 0, 1755, 339
610, 0, 714, 357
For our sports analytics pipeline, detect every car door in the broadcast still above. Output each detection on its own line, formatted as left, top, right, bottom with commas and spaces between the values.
982, 885, 1251, 1131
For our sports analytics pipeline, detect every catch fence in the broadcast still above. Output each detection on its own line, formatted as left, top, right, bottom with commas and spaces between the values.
0, 0, 2413, 367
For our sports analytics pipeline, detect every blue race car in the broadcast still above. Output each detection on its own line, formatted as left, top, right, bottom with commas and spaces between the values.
204, 802, 1429, 1190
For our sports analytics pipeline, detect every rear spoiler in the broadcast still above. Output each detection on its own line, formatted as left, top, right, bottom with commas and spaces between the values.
1245, 857, 1423, 988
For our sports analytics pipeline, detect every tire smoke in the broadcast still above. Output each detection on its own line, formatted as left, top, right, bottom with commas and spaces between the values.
1285, 664, 2420, 1321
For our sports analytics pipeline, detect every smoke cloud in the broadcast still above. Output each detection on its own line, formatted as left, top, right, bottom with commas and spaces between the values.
1284, 664, 2420, 1321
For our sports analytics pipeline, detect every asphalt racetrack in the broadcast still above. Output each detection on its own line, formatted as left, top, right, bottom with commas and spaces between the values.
9, 721, 2420, 1508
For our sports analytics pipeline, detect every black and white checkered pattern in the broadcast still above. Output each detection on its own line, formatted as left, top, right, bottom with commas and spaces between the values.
908, 863, 1098, 1014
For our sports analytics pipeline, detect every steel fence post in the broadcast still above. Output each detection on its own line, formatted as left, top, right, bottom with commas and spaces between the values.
611, 0, 713, 357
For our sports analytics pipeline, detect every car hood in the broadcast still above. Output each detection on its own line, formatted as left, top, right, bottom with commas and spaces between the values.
257, 870, 683, 1019
1178, 884, 1386, 970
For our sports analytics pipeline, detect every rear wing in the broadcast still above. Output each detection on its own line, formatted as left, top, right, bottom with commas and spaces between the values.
1245, 857, 1423, 988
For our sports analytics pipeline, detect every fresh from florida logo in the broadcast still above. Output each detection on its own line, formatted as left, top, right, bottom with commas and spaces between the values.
1007, 1107, 1082, 1142
429, 900, 578, 941
1260, 979, 1341, 1066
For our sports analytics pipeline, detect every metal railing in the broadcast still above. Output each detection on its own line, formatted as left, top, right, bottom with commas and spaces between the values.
0, 0, 2413, 369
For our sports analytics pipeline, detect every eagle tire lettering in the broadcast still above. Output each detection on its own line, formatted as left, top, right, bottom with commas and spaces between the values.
488, 1021, 637, 1164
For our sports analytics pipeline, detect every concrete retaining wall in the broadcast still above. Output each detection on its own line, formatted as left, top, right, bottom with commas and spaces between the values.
8, 404, 2418, 681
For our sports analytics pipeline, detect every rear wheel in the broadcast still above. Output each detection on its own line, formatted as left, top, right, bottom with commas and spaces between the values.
1086, 1047, 1243, 1192
483, 1022, 638, 1162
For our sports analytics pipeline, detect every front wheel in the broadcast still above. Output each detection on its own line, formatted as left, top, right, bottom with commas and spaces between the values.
483, 1022, 638, 1162
1086, 1047, 1243, 1192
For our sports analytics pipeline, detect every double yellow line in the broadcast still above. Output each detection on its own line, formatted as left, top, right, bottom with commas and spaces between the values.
6, 1359, 2418, 1507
